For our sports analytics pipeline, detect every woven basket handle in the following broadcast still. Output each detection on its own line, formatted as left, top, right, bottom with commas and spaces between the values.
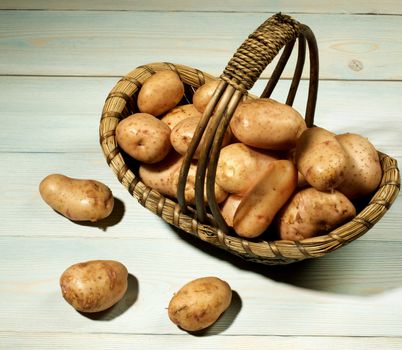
177, 13, 319, 231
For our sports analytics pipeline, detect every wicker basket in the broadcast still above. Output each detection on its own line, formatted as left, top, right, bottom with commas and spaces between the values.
99, 13, 400, 264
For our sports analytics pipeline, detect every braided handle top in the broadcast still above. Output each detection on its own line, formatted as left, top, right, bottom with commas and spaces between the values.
221, 13, 301, 91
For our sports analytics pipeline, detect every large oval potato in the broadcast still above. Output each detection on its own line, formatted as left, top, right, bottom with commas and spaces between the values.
192, 79, 220, 113
230, 98, 307, 150
336, 133, 382, 199
161, 104, 202, 130
137, 70, 184, 116
39, 174, 114, 222
139, 150, 183, 198
170, 116, 231, 159
168, 276, 232, 332
116, 113, 171, 164
60, 260, 128, 313
171, 161, 228, 204
216, 143, 278, 194
233, 160, 298, 238
277, 187, 356, 241
295, 127, 348, 191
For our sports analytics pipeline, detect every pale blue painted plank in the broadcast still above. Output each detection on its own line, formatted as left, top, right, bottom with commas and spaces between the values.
0, 11, 401, 79
1, 332, 401, 350
1, 236, 402, 336
1, 0, 401, 15
1, 77, 401, 158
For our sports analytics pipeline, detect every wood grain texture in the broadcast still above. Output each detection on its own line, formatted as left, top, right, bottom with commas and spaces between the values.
1, 77, 401, 158
0, 11, 402, 79
1, 332, 402, 350
1, 236, 402, 336
1, 0, 401, 15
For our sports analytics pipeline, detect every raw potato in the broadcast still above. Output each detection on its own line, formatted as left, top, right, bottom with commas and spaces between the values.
39, 174, 114, 222
161, 104, 202, 130
170, 116, 231, 159
171, 161, 228, 204
193, 79, 220, 113
336, 133, 382, 199
296, 127, 348, 191
137, 70, 184, 116
139, 150, 183, 198
216, 143, 278, 194
233, 160, 298, 238
60, 260, 128, 313
230, 98, 307, 150
168, 276, 232, 332
116, 113, 171, 164
277, 187, 356, 241
220, 194, 243, 227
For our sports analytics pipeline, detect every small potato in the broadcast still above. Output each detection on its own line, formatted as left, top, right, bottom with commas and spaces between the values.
171, 161, 228, 204
170, 117, 231, 159
336, 133, 382, 199
39, 174, 114, 222
168, 276, 232, 332
193, 79, 220, 113
116, 113, 171, 164
161, 104, 202, 129
216, 143, 278, 194
220, 194, 243, 227
137, 70, 184, 116
233, 160, 297, 238
60, 260, 128, 313
277, 187, 356, 241
139, 150, 183, 198
230, 98, 307, 150
296, 127, 348, 191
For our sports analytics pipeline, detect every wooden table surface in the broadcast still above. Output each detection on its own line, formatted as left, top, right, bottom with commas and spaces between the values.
1, 1, 402, 349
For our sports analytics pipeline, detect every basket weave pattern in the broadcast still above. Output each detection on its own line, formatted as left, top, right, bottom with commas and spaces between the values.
99, 14, 400, 265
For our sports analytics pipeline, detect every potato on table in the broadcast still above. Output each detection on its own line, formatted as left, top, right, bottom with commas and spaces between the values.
39, 174, 114, 222
60, 260, 128, 313
277, 187, 356, 241
168, 276, 232, 332
137, 70, 184, 116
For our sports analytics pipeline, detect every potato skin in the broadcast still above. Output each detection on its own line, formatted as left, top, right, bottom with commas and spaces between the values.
277, 187, 356, 241
60, 260, 128, 313
161, 104, 202, 130
336, 133, 382, 199
170, 116, 230, 159
139, 150, 183, 198
168, 277, 232, 332
220, 194, 243, 227
296, 127, 348, 191
233, 160, 298, 238
216, 143, 278, 194
193, 79, 220, 113
137, 70, 184, 116
230, 98, 306, 150
39, 174, 114, 222
116, 113, 171, 164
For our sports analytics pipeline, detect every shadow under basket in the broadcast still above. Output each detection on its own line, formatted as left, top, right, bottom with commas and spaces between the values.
99, 13, 400, 265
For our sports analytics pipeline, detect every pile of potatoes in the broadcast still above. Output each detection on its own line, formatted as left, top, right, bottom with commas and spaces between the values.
116, 70, 383, 241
